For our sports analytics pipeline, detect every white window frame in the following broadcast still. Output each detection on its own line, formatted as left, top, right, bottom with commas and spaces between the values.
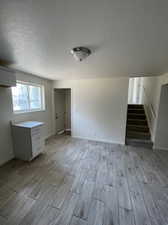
12, 80, 45, 114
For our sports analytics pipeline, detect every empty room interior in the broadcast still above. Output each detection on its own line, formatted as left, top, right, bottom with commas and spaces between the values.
1, 0, 168, 224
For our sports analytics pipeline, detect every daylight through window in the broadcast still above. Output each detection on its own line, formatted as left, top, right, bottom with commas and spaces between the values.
12, 81, 45, 113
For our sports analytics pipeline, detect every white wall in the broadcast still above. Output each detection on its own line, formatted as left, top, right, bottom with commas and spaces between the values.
141, 76, 160, 141
54, 78, 129, 144
0, 87, 14, 165
154, 85, 168, 150
141, 73, 168, 149
0, 71, 54, 165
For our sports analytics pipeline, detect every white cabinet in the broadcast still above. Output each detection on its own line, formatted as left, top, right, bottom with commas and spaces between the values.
11, 121, 45, 161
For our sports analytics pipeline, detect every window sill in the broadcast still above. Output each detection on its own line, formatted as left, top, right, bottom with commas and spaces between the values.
13, 109, 46, 115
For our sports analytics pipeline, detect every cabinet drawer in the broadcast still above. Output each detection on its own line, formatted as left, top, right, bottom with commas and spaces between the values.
31, 126, 43, 142
31, 133, 41, 143
32, 141, 44, 158
31, 126, 42, 136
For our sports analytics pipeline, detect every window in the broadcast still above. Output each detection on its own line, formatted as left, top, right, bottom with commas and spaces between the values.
12, 81, 45, 113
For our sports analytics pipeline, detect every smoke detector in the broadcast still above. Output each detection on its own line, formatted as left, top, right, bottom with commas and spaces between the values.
70, 47, 91, 61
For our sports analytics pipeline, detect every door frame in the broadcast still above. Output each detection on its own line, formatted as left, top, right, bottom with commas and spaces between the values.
54, 88, 72, 135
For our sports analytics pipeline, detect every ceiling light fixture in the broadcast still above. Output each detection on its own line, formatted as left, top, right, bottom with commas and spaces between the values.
70, 47, 91, 61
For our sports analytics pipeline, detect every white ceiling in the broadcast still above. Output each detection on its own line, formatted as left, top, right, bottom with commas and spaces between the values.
0, 0, 168, 80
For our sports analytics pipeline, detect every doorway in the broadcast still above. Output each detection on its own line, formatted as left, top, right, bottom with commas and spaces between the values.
54, 89, 71, 135
126, 77, 153, 148
128, 77, 143, 105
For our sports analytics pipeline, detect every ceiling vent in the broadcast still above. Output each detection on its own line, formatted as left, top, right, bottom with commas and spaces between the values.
70, 47, 91, 61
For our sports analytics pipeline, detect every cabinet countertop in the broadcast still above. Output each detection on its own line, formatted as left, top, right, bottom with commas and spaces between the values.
12, 121, 44, 128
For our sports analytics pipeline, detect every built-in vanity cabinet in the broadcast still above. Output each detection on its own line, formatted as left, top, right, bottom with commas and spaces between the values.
11, 121, 45, 161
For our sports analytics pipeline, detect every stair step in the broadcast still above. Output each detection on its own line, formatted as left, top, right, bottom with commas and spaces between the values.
126, 131, 150, 140
126, 138, 153, 149
127, 124, 149, 132
128, 104, 144, 109
127, 119, 148, 126
128, 109, 145, 114
127, 113, 146, 120
126, 104, 152, 148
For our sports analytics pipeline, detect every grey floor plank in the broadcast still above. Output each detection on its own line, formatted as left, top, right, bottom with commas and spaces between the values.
32, 206, 59, 225
102, 185, 119, 225
5, 197, 35, 225
73, 180, 94, 220
126, 149, 152, 225
70, 216, 88, 225
51, 193, 78, 225
87, 200, 104, 225
0, 216, 7, 225
0, 193, 32, 219
119, 207, 135, 225
51, 175, 74, 209
0, 135, 168, 225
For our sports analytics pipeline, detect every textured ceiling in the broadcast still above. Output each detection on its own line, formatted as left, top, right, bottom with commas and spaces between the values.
0, 0, 168, 80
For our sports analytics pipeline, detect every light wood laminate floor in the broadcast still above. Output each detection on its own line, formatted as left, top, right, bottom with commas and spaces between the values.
0, 135, 168, 225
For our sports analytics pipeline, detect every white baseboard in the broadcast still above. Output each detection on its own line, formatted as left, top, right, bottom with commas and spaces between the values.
72, 135, 125, 145
153, 145, 168, 151
44, 132, 56, 140
0, 154, 14, 166
57, 130, 65, 135
65, 128, 71, 131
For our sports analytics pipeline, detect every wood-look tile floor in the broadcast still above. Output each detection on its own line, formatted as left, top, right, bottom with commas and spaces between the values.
0, 135, 168, 225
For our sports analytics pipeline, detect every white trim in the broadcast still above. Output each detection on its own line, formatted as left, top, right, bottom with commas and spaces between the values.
57, 130, 65, 135
142, 86, 156, 141
65, 128, 71, 131
153, 145, 168, 151
44, 133, 56, 141
72, 135, 125, 145
143, 105, 153, 135
0, 154, 14, 166
14, 109, 46, 115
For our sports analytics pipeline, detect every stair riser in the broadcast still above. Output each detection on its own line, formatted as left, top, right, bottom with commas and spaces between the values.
127, 134, 150, 140
126, 104, 152, 148
127, 126, 149, 133
127, 120, 148, 126
127, 114, 146, 120
126, 139, 153, 149
128, 104, 144, 109
128, 109, 145, 114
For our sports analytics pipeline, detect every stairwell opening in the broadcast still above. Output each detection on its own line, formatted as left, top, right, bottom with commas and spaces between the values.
126, 77, 153, 148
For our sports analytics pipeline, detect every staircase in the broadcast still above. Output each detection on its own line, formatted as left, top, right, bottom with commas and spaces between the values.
126, 104, 153, 148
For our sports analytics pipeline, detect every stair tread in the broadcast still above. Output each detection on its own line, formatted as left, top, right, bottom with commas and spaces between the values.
128, 108, 144, 110
127, 131, 150, 135
127, 124, 148, 127
127, 126, 149, 130
128, 104, 144, 109
126, 139, 153, 149
126, 104, 152, 148
128, 104, 143, 106
127, 135, 150, 141
126, 137, 152, 144
128, 108, 144, 111
127, 113, 145, 116
127, 118, 147, 122
127, 129, 149, 133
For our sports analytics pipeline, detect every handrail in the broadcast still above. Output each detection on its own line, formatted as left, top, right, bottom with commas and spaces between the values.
142, 86, 156, 119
